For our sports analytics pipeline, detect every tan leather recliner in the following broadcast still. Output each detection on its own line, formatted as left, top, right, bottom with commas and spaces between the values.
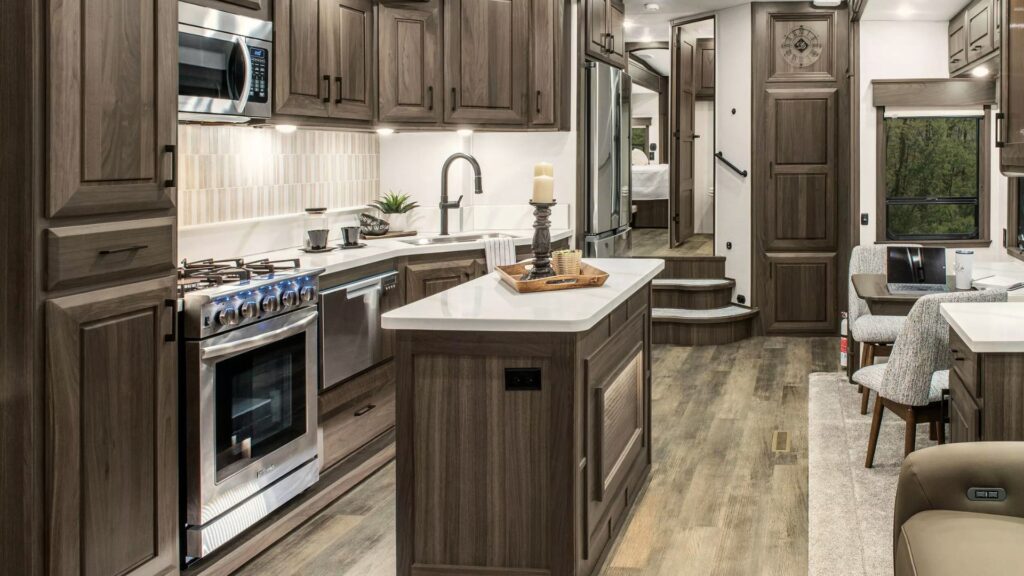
893, 442, 1024, 576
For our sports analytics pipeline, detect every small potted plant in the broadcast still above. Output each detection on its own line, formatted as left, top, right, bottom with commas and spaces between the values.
370, 191, 419, 232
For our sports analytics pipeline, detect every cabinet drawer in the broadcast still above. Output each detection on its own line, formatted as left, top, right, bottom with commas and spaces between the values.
319, 361, 396, 470
47, 218, 175, 291
950, 369, 982, 443
950, 328, 980, 398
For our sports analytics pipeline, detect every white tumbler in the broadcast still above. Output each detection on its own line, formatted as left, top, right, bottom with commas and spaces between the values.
955, 249, 975, 290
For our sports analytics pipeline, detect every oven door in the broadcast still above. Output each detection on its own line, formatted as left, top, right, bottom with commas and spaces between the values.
187, 307, 318, 527
177, 24, 271, 119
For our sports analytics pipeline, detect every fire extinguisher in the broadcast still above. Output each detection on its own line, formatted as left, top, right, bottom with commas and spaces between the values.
840, 311, 849, 370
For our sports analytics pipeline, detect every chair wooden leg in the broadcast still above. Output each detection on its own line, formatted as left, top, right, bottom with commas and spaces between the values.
937, 416, 946, 445
904, 408, 917, 457
859, 344, 877, 415
865, 397, 884, 469
929, 421, 938, 441
860, 386, 871, 415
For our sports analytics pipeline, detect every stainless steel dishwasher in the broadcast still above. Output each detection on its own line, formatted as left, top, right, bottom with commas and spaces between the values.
318, 271, 399, 390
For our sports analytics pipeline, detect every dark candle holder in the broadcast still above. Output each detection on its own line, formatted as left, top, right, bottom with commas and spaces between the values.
526, 200, 557, 280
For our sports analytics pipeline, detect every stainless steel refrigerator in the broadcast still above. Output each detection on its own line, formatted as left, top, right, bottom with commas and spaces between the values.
584, 61, 632, 258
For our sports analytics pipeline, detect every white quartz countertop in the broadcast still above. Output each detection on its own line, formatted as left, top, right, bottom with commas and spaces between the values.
245, 229, 573, 277
382, 258, 666, 333
940, 302, 1024, 353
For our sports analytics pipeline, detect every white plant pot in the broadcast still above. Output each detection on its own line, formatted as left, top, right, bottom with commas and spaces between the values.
384, 212, 410, 232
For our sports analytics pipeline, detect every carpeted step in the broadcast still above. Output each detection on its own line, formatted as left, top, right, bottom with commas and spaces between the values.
652, 305, 759, 346
652, 278, 735, 309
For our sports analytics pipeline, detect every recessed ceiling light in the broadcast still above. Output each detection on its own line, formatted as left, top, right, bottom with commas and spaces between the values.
274, 124, 297, 134
897, 4, 914, 17
972, 65, 991, 77
643, 3, 660, 12
376, 128, 395, 135
623, 19, 636, 29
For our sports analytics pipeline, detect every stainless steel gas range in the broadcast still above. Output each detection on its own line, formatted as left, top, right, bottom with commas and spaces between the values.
178, 258, 323, 561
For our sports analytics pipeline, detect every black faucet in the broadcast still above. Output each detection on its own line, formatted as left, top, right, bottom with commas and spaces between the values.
439, 153, 483, 236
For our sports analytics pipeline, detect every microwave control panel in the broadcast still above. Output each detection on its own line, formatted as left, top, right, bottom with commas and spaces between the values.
249, 46, 269, 104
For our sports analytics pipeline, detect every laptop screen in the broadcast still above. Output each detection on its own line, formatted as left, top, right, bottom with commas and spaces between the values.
886, 247, 947, 285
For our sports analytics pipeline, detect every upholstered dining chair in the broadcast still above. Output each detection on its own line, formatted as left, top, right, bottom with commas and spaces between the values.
848, 244, 919, 414
853, 289, 1008, 468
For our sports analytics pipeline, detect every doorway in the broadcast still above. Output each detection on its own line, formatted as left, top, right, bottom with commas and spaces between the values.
625, 16, 715, 258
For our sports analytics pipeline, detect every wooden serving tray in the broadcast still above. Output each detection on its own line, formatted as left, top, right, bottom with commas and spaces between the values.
496, 262, 609, 293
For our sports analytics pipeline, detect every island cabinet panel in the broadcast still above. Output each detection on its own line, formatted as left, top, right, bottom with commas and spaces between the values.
379, 0, 442, 123
48, 0, 177, 218
948, 328, 1024, 443
405, 258, 484, 303
394, 283, 653, 576
444, 0, 531, 124
46, 277, 178, 576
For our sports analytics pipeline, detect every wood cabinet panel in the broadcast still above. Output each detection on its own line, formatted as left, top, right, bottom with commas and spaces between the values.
46, 218, 176, 291
695, 38, 715, 100
444, 0, 530, 124
763, 253, 837, 334
48, 0, 177, 217
379, 1, 442, 123
606, 2, 626, 66
950, 369, 982, 443
275, 0, 331, 116
405, 258, 484, 303
950, 11, 967, 72
594, 351, 643, 501
530, 0, 560, 126
46, 277, 177, 576
181, 0, 270, 20
967, 0, 994, 62
319, 360, 396, 470
584, 0, 624, 68
325, 0, 375, 120
1000, 0, 1024, 175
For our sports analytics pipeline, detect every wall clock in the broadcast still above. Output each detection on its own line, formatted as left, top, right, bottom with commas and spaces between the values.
781, 25, 823, 68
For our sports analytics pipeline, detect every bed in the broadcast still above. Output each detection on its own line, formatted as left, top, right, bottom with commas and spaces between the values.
631, 164, 670, 228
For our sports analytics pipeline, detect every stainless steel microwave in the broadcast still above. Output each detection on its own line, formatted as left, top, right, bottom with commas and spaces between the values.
178, 2, 272, 122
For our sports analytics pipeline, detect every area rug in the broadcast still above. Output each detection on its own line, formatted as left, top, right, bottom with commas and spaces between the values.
807, 372, 934, 576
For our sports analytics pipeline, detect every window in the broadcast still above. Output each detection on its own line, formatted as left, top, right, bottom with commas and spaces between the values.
877, 113, 990, 244
631, 125, 650, 157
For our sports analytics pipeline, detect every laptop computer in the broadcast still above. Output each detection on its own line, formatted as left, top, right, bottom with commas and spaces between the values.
886, 247, 949, 293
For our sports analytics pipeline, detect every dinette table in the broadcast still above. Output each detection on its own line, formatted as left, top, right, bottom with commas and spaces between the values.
851, 274, 962, 316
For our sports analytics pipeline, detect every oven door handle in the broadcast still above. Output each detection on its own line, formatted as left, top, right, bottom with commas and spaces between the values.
201, 312, 316, 361
234, 36, 252, 114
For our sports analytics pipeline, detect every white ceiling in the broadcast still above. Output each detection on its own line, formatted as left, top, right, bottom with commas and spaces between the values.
861, 0, 964, 21
622, 0, 800, 42
633, 49, 672, 75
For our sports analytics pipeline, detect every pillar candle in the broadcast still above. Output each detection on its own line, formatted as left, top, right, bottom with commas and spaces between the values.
534, 162, 554, 178
532, 175, 554, 203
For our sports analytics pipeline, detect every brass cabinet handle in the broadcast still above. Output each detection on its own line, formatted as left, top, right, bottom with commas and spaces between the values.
335, 76, 343, 104
322, 75, 331, 103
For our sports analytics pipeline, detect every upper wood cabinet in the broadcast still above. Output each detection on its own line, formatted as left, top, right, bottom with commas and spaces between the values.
181, 0, 270, 20
967, 0, 995, 63
585, 0, 626, 68
379, 0, 443, 123
950, 9, 967, 73
275, 0, 374, 121
444, 0, 531, 124
695, 38, 716, 100
48, 0, 177, 218
530, 0, 562, 126
1000, 0, 1024, 175
46, 277, 178, 576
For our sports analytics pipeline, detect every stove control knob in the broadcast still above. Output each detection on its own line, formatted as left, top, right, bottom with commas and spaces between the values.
239, 300, 259, 320
261, 295, 281, 314
216, 306, 240, 326
299, 286, 317, 303
281, 290, 299, 307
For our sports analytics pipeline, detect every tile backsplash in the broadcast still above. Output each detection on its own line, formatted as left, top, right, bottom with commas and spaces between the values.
178, 125, 379, 226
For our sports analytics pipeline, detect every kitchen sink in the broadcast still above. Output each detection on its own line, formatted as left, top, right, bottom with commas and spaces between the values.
399, 233, 517, 246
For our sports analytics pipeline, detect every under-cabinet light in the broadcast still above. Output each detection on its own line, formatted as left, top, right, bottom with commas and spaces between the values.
274, 124, 297, 134
376, 128, 395, 135
972, 66, 991, 78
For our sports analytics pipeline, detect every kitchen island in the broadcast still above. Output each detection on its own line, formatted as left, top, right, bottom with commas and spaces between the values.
383, 258, 665, 576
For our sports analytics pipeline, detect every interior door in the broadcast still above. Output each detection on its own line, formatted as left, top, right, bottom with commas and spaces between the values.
671, 29, 696, 247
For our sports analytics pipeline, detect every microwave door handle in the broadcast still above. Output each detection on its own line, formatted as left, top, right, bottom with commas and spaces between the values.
201, 311, 316, 361
234, 36, 252, 114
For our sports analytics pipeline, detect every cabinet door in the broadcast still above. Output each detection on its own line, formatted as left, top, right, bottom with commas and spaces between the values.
379, 1, 442, 123
967, 0, 994, 63
949, 10, 967, 73
180, 0, 270, 19
444, 0, 530, 124
275, 0, 331, 117
405, 258, 483, 302
46, 277, 177, 576
48, 0, 177, 218
762, 253, 838, 334
585, 0, 609, 60
606, 1, 626, 67
530, 0, 560, 126
1001, 0, 1024, 174
325, 0, 375, 120
950, 371, 982, 443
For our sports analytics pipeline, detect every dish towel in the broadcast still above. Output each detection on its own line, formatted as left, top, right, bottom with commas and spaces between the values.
483, 237, 517, 273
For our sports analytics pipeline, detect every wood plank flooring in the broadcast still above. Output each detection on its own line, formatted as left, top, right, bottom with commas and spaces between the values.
630, 230, 714, 258
233, 337, 836, 576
